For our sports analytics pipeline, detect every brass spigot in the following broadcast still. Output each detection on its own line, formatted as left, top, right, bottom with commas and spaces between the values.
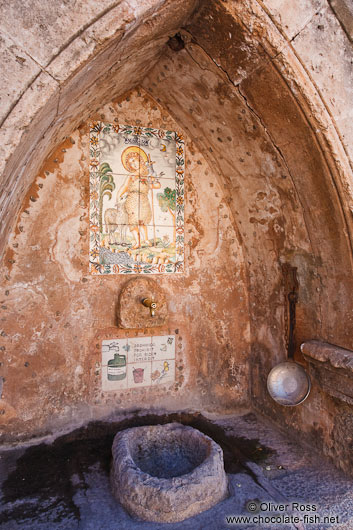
142, 297, 157, 317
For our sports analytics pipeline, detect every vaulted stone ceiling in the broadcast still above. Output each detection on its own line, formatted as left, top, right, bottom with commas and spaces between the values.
0, 0, 353, 469
1, 0, 352, 338
0, 1, 352, 257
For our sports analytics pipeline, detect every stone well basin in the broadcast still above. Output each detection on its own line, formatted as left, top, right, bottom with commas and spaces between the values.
111, 422, 228, 522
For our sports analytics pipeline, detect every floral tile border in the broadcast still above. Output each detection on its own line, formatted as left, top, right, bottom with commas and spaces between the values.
89, 122, 185, 275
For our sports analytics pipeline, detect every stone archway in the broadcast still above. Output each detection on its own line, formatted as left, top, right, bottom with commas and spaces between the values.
0, 0, 352, 474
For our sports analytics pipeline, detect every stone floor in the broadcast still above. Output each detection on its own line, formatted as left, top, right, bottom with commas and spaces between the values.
0, 411, 352, 529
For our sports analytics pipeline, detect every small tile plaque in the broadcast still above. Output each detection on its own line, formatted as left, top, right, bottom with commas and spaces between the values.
102, 335, 175, 391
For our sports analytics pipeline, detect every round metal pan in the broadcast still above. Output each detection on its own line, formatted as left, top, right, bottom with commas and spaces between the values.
267, 360, 311, 406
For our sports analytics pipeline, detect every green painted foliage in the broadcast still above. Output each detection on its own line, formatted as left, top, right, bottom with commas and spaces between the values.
99, 162, 115, 232
157, 187, 176, 213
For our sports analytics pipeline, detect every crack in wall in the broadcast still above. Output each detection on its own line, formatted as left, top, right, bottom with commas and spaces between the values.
204, 2, 353, 264
220, 0, 353, 185
237, 82, 317, 259
236, 82, 325, 336
184, 36, 317, 263
0, 0, 167, 129
178, 36, 329, 368
259, 1, 353, 181
327, 0, 353, 42
0, 29, 59, 85
186, 38, 236, 85
288, 8, 324, 43
255, 0, 326, 51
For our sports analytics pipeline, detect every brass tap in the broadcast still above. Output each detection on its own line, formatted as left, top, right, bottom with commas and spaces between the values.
142, 297, 157, 317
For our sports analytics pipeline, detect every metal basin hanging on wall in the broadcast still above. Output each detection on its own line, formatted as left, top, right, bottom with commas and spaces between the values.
267, 270, 311, 406
267, 360, 311, 406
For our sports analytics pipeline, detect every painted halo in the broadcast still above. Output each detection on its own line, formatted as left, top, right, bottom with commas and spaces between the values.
121, 145, 148, 174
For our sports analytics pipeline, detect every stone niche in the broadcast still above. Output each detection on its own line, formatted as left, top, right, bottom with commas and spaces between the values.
117, 277, 168, 328
0, 86, 250, 441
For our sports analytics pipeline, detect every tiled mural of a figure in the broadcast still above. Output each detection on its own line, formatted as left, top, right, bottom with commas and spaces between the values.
89, 123, 184, 274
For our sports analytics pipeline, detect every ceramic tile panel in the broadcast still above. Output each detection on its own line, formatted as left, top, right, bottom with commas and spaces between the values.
152, 334, 175, 361
151, 359, 175, 386
142, 137, 176, 180
127, 362, 152, 389
90, 122, 184, 275
99, 126, 143, 175
127, 336, 154, 362
102, 338, 128, 366
101, 335, 175, 391
144, 178, 176, 226
101, 339, 129, 391
102, 364, 128, 391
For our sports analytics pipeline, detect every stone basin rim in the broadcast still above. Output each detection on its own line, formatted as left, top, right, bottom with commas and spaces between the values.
112, 422, 215, 482
111, 422, 228, 522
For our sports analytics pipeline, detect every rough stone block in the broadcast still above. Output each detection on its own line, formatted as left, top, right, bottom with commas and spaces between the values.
0, 31, 40, 123
292, 5, 353, 164
111, 423, 228, 522
118, 277, 168, 328
261, 0, 325, 40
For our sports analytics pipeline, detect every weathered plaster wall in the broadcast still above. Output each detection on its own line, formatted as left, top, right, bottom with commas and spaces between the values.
0, 0, 199, 260
0, 88, 250, 442
199, 2, 353, 474
141, 2, 353, 474
0, 0, 353, 475
0, 0, 352, 264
